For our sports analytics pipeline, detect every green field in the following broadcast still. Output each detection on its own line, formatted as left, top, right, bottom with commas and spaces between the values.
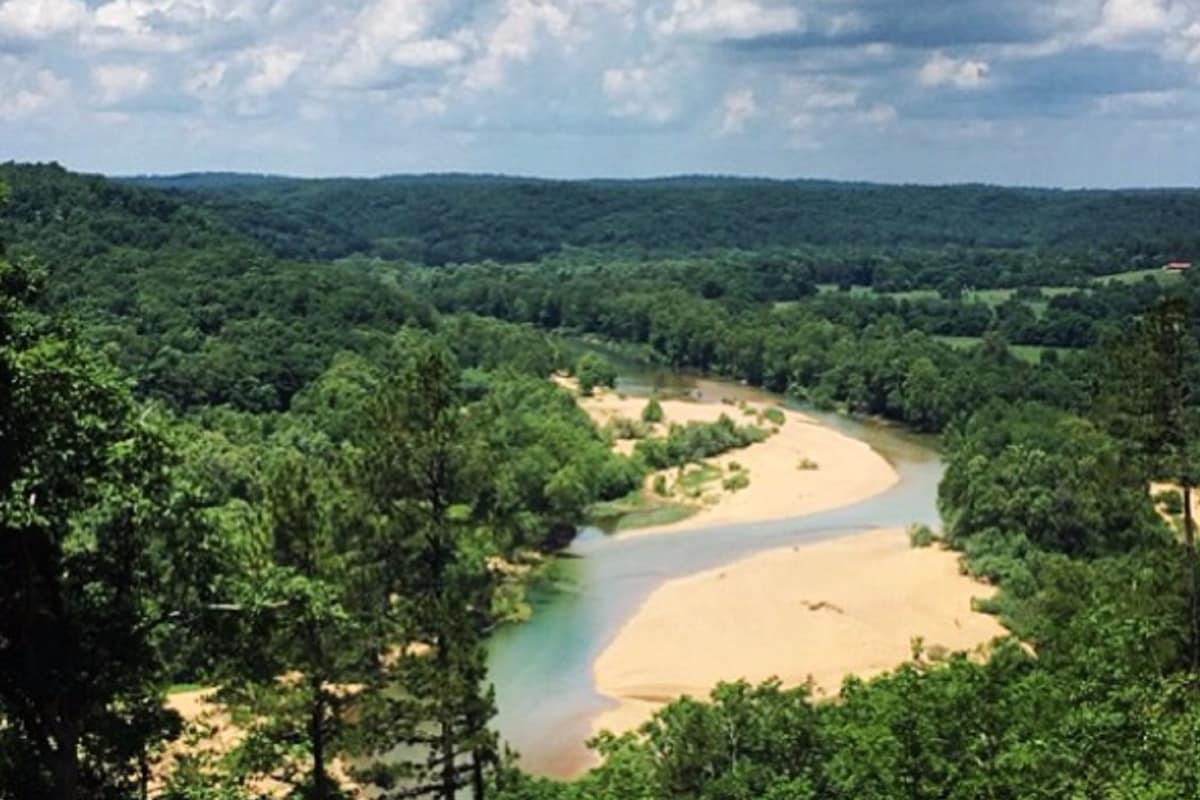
1093, 268, 1186, 286
814, 284, 1079, 309
933, 335, 1075, 364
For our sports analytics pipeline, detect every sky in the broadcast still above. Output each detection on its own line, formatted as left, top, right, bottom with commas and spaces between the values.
2, 0, 1200, 186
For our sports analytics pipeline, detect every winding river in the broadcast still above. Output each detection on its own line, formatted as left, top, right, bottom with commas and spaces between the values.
486, 359, 943, 777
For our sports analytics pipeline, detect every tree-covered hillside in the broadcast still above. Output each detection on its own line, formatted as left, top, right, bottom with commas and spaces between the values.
126, 170, 1200, 269
0, 162, 432, 412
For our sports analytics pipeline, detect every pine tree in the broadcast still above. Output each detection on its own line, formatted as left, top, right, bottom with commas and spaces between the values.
351, 341, 499, 799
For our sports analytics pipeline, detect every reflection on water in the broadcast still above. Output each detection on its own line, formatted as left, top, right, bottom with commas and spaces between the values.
487, 349, 943, 777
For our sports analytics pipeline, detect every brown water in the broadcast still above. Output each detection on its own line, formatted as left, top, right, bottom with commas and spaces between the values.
486, 355, 943, 776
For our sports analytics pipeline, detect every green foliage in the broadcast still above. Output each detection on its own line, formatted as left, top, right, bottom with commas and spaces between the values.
127, 170, 1200, 274
908, 524, 936, 548
761, 406, 786, 426
0, 257, 220, 799
217, 451, 373, 798
349, 342, 499, 799
0, 163, 434, 413
12, 162, 1200, 800
575, 353, 618, 396
940, 402, 1166, 558
722, 471, 750, 492
471, 372, 644, 547
641, 397, 664, 423
605, 416, 650, 441
635, 415, 767, 470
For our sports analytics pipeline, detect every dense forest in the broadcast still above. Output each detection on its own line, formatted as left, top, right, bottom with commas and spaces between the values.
122, 168, 1200, 276
3, 163, 1200, 799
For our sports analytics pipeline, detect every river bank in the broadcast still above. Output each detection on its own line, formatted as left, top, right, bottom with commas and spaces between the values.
556, 376, 899, 537
488, 369, 945, 778
591, 527, 1008, 737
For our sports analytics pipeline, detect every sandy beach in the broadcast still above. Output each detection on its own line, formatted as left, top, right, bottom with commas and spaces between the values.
591, 527, 1008, 736
556, 376, 899, 537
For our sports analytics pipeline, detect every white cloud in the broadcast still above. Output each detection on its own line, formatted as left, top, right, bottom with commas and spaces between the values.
324, 0, 469, 89
186, 61, 227, 97
0, 58, 69, 119
1166, 19, 1200, 63
918, 51, 990, 89
717, 87, 755, 136
86, 0, 197, 52
602, 63, 677, 123
463, 0, 571, 90
655, 0, 802, 40
1088, 0, 1172, 42
858, 103, 898, 126
782, 76, 859, 110
0, 0, 86, 39
92, 62, 151, 104
358, 0, 436, 42
777, 75, 895, 146
240, 46, 302, 96
1096, 88, 1182, 112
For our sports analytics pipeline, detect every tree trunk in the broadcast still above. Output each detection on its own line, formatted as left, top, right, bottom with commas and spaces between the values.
310, 676, 328, 800
440, 716, 456, 800
50, 728, 79, 800
471, 748, 485, 800
1186, 483, 1199, 673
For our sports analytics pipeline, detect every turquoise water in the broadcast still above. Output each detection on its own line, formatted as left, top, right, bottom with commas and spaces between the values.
487, 360, 943, 776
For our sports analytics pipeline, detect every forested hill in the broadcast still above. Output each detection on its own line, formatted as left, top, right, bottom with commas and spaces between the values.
123, 169, 1200, 265
0, 161, 433, 412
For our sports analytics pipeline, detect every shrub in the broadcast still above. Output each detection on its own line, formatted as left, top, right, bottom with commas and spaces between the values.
723, 471, 751, 492
762, 407, 786, 426
575, 353, 617, 396
642, 397, 665, 424
653, 474, 669, 497
606, 416, 649, 440
796, 457, 819, 470
908, 524, 936, 548
634, 415, 768, 470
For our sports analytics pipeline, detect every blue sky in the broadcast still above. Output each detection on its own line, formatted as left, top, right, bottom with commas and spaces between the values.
2, 0, 1200, 186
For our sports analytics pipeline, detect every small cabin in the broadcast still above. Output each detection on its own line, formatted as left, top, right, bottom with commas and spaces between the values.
1162, 261, 1193, 272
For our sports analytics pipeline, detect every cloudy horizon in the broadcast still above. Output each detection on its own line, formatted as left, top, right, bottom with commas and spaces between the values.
2, 0, 1200, 187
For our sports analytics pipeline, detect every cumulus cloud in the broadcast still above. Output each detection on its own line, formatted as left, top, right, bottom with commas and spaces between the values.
919, 51, 990, 89
0, 57, 69, 119
240, 46, 303, 96
0, 0, 86, 39
655, 0, 803, 40
716, 87, 755, 135
92, 62, 151, 104
602, 63, 677, 123
1088, 0, 1173, 43
325, 0, 466, 88
463, 0, 571, 90
0, 0, 1199, 183
1170, 21, 1200, 63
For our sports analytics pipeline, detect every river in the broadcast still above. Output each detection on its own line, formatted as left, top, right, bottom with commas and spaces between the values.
486, 355, 943, 777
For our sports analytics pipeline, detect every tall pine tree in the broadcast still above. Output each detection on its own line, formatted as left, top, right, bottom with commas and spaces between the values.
351, 341, 499, 799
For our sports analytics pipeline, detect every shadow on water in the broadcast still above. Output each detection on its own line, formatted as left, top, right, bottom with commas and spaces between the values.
487, 349, 944, 777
